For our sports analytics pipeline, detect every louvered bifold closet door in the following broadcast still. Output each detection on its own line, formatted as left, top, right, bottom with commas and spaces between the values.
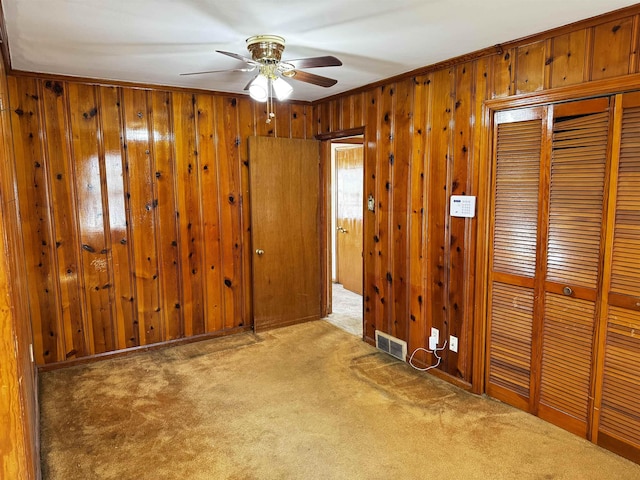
538, 99, 611, 436
486, 108, 544, 411
596, 92, 640, 463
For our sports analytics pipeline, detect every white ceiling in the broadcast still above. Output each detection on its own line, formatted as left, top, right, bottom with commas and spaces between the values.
3, 0, 638, 102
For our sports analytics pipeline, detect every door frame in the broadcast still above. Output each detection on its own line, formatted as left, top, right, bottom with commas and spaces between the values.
317, 127, 366, 320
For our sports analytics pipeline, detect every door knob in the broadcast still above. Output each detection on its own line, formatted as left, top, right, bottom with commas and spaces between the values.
563, 286, 573, 296
255, 249, 265, 255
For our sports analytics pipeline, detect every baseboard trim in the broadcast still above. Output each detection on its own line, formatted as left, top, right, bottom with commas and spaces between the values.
37, 326, 253, 372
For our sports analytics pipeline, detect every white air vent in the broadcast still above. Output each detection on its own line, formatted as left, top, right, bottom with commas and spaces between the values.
375, 330, 407, 362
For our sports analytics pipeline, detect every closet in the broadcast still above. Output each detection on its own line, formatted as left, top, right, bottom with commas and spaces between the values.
486, 93, 640, 463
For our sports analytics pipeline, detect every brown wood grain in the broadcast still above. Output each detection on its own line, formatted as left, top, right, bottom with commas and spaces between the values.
100, 85, 137, 350
427, 69, 454, 352
68, 82, 116, 355
391, 79, 412, 341
447, 62, 474, 377
591, 18, 634, 81
516, 41, 547, 93
215, 96, 245, 330
237, 96, 255, 327
376, 84, 394, 335
150, 90, 184, 341
335, 146, 364, 295
407, 74, 431, 365
172, 92, 205, 337
0, 55, 39, 479
41, 79, 88, 358
249, 136, 321, 330
550, 31, 588, 88
123, 88, 163, 345
9, 76, 62, 363
362, 89, 379, 342
197, 94, 224, 332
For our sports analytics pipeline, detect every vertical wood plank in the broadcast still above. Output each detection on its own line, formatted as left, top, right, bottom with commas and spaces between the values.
591, 18, 634, 80
319, 102, 331, 134
304, 105, 315, 139
122, 88, 162, 345
40, 80, 88, 359
516, 41, 547, 94
339, 97, 351, 130
330, 99, 340, 132
8, 76, 61, 363
215, 96, 244, 329
408, 74, 431, 365
427, 68, 454, 358
376, 84, 394, 334
99, 86, 137, 349
274, 102, 291, 138
150, 90, 183, 340
254, 102, 275, 137
470, 56, 491, 389
173, 92, 205, 337
363, 88, 379, 342
352, 92, 365, 128
290, 103, 307, 139
550, 31, 588, 88
196, 94, 223, 332
448, 62, 474, 378
68, 82, 116, 355
237, 96, 255, 328
390, 79, 412, 341
491, 48, 514, 98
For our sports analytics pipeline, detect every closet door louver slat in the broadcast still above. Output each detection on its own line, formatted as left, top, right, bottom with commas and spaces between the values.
598, 104, 640, 461
487, 115, 542, 410
539, 109, 608, 436
492, 120, 542, 278
546, 111, 609, 288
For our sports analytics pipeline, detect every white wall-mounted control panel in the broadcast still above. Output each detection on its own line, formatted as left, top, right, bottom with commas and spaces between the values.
450, 195, 476, 218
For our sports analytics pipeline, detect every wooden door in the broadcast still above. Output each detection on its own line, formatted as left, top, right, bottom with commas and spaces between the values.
593, 92, 640, 463
537, 98, 611, 436
486, 99, 611, 436
249, 136, 321, 331
486, 106, 545, 411
335, 146, 363, 295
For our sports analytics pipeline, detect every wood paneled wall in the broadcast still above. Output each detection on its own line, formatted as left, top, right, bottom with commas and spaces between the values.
313, 6, 640, 385
0, 54, 39, 478
7, 76, 314, 365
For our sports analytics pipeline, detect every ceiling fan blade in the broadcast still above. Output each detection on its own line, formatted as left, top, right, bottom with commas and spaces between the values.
180, 67, 255, 76
285, 56, 342, 69
243, 74, 259, 91
286, 70, 338, 87
216, 50, 258, 65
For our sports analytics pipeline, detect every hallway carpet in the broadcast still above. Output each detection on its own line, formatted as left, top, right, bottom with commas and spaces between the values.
326, 282, 363, 337
39, 321, 640, 479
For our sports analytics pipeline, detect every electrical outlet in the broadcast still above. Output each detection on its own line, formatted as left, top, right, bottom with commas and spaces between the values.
449, 335, 458, 353
429, 336, 438, 350
430, 327, 439, 344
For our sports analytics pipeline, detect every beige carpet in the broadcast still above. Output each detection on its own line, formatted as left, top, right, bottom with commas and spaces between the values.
326, 282, 363, 337
40, 320, 640, 479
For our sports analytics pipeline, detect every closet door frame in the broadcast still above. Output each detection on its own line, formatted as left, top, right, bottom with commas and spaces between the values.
478, 83, 640, 460
475, 75, 640, 396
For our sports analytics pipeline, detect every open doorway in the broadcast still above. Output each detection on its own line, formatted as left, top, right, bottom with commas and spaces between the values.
326, 138, 364, 337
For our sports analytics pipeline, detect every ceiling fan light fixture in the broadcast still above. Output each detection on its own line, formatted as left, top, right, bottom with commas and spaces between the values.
249, 74, 269, 102
272, 76, 293, 101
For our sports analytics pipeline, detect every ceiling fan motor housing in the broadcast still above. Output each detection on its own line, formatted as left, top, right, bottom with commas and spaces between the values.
246, 35, 285, 64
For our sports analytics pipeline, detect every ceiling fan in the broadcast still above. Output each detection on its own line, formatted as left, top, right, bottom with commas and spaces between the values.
181, 35, 342, 121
